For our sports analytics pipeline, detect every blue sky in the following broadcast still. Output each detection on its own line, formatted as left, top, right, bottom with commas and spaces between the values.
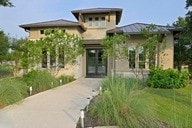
0, 0, 187, 38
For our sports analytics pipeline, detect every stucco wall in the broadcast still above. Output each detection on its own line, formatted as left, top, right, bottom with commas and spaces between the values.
159, 33, 174, 69
82, 12, 117, 40
28, 27, 82, 39
115, 34, 174, 72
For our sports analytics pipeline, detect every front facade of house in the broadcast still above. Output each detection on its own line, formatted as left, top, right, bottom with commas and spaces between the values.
20, 8, 178, 78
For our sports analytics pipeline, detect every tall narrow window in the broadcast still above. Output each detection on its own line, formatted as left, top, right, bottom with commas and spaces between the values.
59, 47, 64, 68
101, 17, 106, 27
128, 46, 136, 69
42, 49, 47, 68
94, 17, 99, 26
88, 17, 93, 27
50, 48, 56, 68
40, 30, 44, 34
138, 46, 145, 69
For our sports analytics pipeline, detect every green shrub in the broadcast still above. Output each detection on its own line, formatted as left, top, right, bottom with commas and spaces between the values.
147, 67, 190, 89
0, 78, 28, 107
90, 75, 156, 128
58, 75, 75, 85
22, 70, 59, 94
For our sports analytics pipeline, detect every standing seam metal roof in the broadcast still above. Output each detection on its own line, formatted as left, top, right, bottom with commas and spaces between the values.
107, 23, 176, 34
19, 19, 85, 30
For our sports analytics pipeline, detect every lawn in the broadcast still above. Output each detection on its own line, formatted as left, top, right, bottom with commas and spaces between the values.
87, 75, 192, 128
145, 85, 192, 127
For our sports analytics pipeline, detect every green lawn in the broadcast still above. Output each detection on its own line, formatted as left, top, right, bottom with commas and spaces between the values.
144, 85, 192, 127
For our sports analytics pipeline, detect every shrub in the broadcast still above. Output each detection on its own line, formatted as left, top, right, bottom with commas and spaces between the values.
147, 67, 190, 89
22, 70, 59, 94
0, 78, 28, 107
58, 75, 75, 85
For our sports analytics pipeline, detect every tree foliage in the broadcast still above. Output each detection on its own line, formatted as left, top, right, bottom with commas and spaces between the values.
0, 0, 13, 7
101, 34, 130, 60
41, 29, 84, 64
140, 24, 167, 66
0, 30, 9, 63
101, 25, 167, 79
9, 29, 84, 76
173, 17, 192, 71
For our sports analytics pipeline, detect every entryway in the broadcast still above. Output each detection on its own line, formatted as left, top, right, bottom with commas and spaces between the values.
86, 49, 107, 77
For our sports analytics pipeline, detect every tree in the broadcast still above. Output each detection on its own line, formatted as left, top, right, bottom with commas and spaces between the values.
140, 25, 167, 67
38, 29, 84, 75
101, 25, 167, 79
172, 17, 191, 71
101, 34, 130, 75
0, 0, 13, 7
8, 29, 84, 76
0, 30, 9, 63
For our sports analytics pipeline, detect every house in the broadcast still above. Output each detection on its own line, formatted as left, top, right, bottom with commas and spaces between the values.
19, 8, 180, 78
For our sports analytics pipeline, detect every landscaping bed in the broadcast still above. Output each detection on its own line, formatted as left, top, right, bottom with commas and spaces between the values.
76, 74, 192, 128
0, 70, 75, 108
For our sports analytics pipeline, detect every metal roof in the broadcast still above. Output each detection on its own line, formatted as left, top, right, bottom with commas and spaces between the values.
107, 23, 180, 34
71, 8, 122, 25
19, 19, 85, 30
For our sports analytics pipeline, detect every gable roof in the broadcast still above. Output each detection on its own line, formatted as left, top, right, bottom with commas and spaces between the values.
107, 23, 182, 34
71, 8, 122, 25
19, 19, 85, 31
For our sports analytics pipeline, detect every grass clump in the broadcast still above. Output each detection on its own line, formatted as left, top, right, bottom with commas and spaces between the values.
90, 75, 157, 128
58, 75, 75, 85
0, 78, 28, 107
22, 70, 59, 94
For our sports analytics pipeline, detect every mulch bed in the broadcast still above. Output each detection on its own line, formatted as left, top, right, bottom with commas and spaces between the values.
76, 94, 173, 128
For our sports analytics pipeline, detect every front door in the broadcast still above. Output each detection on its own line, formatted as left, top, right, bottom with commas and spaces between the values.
86, 49, 107, 77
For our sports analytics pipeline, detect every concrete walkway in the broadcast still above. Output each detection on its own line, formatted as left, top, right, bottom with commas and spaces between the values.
0, 78, 102, 128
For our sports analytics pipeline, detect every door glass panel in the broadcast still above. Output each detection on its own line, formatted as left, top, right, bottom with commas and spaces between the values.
97, 50, 106, 74
129, 46, 136, 68
88, 50, 96, 74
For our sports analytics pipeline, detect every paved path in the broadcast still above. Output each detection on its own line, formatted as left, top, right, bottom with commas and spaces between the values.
0, 78, 102, 128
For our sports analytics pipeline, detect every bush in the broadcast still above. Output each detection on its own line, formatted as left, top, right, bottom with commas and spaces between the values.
0, 78, 28, 107
58, 75, 75, 85
147, 67, 190, 89
22, 70, 59, 94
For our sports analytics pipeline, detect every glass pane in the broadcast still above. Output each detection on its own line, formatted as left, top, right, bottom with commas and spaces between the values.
88, 18, 93, 27
101, 17, 106, 27
95, 17, 99, 26
139, 46, 145, 69
88, 50, 96, 74
97, 50, 106, 74
129, 46, 135, 68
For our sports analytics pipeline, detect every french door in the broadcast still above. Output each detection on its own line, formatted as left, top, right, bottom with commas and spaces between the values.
86, 49, 107, 77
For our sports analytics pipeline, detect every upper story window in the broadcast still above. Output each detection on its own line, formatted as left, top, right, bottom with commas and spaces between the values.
94, 17, 99, 26
88, 17, 93, 27
101, 17, 106, 27
40, 30, 44, 34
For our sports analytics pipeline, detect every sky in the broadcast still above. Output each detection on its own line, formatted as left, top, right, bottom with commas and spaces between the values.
0, 0, 187, 38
